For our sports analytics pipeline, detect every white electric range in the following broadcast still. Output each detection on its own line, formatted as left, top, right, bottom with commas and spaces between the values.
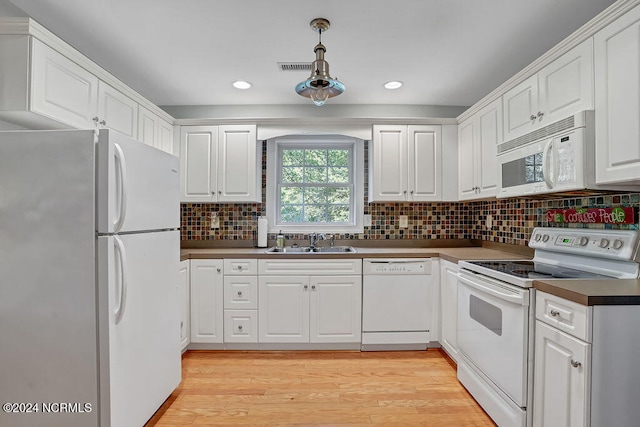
456, 227, 640, 427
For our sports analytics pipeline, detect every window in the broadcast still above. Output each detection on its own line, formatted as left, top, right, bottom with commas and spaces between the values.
266, 135, 364, 233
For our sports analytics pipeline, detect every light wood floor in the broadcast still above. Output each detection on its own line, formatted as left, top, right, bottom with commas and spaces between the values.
146, 349, 496, 426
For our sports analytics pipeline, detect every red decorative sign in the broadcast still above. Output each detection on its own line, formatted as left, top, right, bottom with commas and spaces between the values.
546, 207, 636, 224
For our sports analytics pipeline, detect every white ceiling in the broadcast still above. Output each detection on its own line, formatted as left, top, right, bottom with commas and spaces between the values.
7, 0, 615, 108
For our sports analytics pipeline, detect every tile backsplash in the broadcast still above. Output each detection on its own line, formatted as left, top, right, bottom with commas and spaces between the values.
180, 142, 640, 246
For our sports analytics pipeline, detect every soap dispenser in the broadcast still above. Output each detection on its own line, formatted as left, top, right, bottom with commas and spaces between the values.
276, 230, 285, 248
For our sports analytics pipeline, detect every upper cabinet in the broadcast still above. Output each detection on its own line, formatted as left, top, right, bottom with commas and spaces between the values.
0, 19, 174, 153
180, 125, 261, 203
369, 125, 442, 202
503, 39, 594, 142
594, 4, 640, 184
458, 98, 501, 200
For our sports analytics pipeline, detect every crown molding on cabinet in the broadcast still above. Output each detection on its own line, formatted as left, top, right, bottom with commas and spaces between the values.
457, 0, 640, 123
0, 17, 174, 124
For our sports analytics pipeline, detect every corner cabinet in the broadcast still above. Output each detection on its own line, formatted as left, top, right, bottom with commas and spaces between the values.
180, 125, 261, 203
369, 125, 442, 202
502, 38, 594, 142
190, 259, 224, 343
594, 4, 640, 184
257, 259, 362, 344
458, 97, 501, 200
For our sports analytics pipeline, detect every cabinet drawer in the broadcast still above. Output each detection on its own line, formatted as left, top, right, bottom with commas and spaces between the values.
259, 259, 362, 275
224, 276, 258, 309
224, 258, 258, 275
536, 291, 591, 342
224, 310, 258, 343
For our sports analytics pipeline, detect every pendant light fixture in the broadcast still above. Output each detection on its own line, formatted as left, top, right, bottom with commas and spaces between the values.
295, 18, 345, 106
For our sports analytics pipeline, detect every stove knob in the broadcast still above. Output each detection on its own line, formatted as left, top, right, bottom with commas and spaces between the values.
542, 234, 550, 242
613, 239, 624, 250
579, 237, 589, 246
535, 234, 542, 241
599, 238, 610, 248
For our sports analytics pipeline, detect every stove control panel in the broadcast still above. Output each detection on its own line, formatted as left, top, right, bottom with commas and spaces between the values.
529, 227, 640, 261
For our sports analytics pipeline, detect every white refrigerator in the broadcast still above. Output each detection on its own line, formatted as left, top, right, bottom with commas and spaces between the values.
0, 129, 182, 427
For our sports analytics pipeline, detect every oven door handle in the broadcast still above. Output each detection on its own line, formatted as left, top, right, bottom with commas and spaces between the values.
458, 273, 528, 306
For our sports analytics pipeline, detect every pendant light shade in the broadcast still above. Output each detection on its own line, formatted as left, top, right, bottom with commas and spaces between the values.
295, 18, 345, 106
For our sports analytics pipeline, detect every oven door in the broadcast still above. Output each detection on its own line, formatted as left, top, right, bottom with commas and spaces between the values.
457, 270, 530, 407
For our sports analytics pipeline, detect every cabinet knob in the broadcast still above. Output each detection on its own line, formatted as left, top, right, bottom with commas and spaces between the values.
216, 268, 221, 273
238, 325, 243, 331
530, 115, 537, 121
311, 284, 316, 290
237, 291, 243, 297
570, 359, 582, 368
218, 190, 222, 195
99, 120, 107, 126
537, 111, 544, 119
550, 309, 560, 317
237, 266, 243, 271
303, 285, 308, 290
92, 116, 99, 123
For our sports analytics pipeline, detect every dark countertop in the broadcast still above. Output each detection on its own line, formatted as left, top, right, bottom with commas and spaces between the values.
180, 246, 531, 264
533, 279, 640, 306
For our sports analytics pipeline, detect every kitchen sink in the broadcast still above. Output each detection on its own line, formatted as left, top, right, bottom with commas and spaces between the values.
265, 246, 356, 254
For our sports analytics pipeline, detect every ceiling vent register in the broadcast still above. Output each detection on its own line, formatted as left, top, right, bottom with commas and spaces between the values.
498, 115, 575, 154
278, 62, 312, 72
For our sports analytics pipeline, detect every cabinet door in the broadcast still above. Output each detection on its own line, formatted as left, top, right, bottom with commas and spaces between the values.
258, 276, 309, 343
97, 81, 138, 138
30, 38, 98, 129
180, 126, 218, 202
309, 275, 362, 343
179, 260, 190, 350
457, 118, 477, 200
137, 105, 157, 147
218, 125, 260, 202
539, 38, 594, 125
158, 119, 174, 154
503, 75, 538, 141
369, 125, 408, 201
408, 125, 441, 201
476, 98, 501, 197
594, 4, 640, 184
440, 260, 459, 362
533, 320, 590, 427
190, 259, 224, 343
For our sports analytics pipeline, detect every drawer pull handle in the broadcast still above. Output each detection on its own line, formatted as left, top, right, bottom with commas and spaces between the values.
570, 359, 582, 368
550, 309, 560, 317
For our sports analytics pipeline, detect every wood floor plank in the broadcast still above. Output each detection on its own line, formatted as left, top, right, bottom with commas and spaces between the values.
146, 350, 496, 426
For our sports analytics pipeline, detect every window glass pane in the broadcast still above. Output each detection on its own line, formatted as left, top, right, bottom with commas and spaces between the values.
304, 205, 327, 222
304, 187, 327, 204
328, 205, 350, 222
282, 167, 303, 183
328, 149, 349, 166
328, 167, 349, 183
327, 187, 350, 204
281, 186, 303, 204
282, 149, 304, 166
304, 149, 327, 166
281, 205, 303, 222
304, 167, 326, 183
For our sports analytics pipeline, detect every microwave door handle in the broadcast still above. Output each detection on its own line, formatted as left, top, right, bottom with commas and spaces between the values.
542, 138, 554, 189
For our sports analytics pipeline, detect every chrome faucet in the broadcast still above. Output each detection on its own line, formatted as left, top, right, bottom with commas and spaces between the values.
308, 232, 325, 248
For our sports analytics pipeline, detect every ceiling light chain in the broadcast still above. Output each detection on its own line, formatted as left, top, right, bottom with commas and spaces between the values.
295, 18, 345, 106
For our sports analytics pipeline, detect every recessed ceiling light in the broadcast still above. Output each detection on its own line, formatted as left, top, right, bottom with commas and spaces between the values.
232, 80, 252, 89
384, 81, 403, 90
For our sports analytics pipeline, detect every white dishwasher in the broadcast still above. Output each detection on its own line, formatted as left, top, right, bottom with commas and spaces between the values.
362, 258, 431, 350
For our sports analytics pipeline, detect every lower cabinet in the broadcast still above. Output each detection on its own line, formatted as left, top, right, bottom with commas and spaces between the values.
439, 259, 459, 362
258, 259, 362, 344
178, 260, 190, 351
189, 259, 224, 343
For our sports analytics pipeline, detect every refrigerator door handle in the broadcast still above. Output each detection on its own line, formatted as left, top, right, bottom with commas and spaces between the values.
113, 142, 128, 233
113, 235, 128, 325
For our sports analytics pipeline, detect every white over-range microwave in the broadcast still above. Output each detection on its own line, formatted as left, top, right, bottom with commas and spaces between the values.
497, 110, 627, 198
